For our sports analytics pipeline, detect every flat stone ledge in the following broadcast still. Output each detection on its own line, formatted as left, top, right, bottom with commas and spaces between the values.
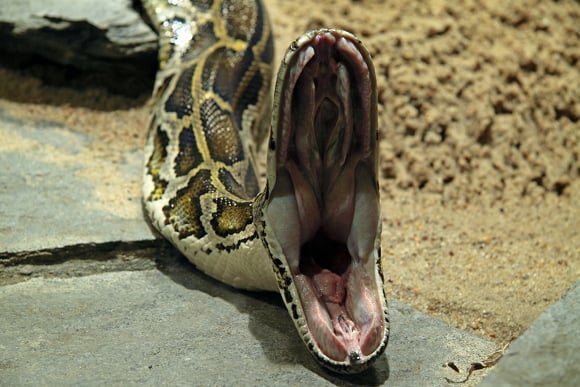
0, 108, 155, 255
0, 256, 497, 386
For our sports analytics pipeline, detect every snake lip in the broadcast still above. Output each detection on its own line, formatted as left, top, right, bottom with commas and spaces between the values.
265, 29, 388, 373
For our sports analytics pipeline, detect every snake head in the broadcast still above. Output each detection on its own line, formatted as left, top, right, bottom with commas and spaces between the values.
256, 29, 389, 374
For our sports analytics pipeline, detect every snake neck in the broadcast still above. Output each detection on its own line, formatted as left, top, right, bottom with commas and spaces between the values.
142, 0, 277, 290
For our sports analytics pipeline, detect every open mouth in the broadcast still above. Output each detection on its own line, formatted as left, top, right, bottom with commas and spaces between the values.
264, 30, 386, 366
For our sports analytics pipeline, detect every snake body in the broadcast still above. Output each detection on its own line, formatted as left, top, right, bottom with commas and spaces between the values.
142, 0, 389, 373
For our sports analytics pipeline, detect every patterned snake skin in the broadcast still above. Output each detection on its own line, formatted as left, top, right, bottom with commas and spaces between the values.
142, 0, 389, 373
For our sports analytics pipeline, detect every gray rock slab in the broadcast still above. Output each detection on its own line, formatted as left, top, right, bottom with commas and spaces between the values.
0, 255, 498, 386
0, 0, 156, 70
480, 280, 580, 387
0, 109, 154, 255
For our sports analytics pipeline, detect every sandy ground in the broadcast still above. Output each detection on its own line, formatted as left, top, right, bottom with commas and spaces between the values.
269, 0, 580, 346
1, 0, 578, 349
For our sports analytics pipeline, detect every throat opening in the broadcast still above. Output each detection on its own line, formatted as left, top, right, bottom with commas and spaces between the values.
299, 232, 351, 277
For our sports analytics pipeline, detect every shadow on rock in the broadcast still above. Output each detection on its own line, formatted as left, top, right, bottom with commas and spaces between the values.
153, 244, 389, 385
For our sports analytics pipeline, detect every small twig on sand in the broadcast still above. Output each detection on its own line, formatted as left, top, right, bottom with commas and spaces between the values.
445, 342, 511, 384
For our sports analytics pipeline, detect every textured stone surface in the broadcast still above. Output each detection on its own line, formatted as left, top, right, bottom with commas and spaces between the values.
0, 107, 153, 255
481, 280, 580, 387
0, 0, 156, 70
0, 255, 497, 386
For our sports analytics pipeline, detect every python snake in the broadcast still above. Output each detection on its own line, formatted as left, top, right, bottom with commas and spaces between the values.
142, 0, 389, 373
